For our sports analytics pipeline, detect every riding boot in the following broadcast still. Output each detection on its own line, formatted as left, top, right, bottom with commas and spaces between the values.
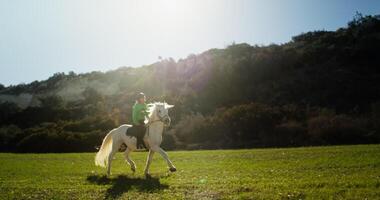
136, 125, 147, 149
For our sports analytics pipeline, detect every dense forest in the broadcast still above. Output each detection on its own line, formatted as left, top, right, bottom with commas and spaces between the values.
0, 14, 379, 152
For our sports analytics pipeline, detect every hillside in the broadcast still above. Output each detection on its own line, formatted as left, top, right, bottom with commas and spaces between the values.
0, 14, 380, 152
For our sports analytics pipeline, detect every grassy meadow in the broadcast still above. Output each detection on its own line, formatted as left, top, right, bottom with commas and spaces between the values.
0, 144, 379, 199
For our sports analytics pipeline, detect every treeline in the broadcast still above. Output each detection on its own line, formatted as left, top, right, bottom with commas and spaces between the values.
0, 14, 380, 152
169, 102, 380, 149
0, 88, 177, 152
0, 93, 116, 152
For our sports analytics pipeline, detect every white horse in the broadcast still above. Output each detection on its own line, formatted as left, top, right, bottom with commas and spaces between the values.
95, 102, 176, 176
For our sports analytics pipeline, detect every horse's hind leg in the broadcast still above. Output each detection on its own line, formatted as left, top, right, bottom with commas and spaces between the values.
107, 147, 118, 177
124, 147, 136, 173
151, 146, 176, 172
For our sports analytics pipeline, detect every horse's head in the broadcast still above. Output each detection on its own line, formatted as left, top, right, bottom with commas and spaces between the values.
148, 102, 174, 126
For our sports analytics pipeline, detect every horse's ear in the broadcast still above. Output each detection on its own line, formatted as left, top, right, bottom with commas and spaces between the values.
166, 104, 174, 109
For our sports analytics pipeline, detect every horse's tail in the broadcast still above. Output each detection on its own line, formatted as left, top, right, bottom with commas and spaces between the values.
95, 129, 116, 168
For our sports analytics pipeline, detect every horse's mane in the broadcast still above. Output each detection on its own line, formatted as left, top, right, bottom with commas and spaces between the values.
146, 102, 166, 119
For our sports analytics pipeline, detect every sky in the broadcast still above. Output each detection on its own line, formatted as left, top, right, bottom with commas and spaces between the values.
0, 0, 379, 86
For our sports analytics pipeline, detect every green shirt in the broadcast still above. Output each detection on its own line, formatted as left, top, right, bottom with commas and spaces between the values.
132, 103, 148, 125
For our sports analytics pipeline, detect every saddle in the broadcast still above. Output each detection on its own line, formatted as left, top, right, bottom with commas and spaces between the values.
126, 125, 147, 149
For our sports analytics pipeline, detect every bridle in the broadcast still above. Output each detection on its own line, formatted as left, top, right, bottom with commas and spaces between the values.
147, 113, 170, 125
146, 108, 170, 136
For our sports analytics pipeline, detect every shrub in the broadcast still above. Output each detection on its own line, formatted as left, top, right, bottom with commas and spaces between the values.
273, 120, 307, 146
168, 113, 208, 144
307, 114, 369, 145
0, 125, 23, 151
211, 103, 282, 148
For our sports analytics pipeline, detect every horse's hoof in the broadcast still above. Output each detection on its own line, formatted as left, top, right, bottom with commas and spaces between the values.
131, 167, 136, 173
145, 173, 152, 179
169, 167, 177, 172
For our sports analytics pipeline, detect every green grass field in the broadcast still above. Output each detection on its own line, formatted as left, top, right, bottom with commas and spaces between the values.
0, 145, 379, 200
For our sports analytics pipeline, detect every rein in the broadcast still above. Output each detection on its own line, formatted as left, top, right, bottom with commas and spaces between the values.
146, 117, 167, 136
145, 105, 170, 136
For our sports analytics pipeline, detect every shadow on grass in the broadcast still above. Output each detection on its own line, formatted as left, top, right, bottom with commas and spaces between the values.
86, 175, 169, 199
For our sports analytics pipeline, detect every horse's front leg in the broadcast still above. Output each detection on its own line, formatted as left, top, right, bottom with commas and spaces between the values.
124, 147, 136, 173
144, 150, 155, 176
151, 146, 176, 172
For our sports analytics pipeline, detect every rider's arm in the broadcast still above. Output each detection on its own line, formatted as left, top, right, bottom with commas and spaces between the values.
142, 104, 149, 117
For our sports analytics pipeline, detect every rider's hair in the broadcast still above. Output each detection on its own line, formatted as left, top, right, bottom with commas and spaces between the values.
136, 92, 145, 101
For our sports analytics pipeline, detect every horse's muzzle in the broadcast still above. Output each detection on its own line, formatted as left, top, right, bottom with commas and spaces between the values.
163, 117, 171, 126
